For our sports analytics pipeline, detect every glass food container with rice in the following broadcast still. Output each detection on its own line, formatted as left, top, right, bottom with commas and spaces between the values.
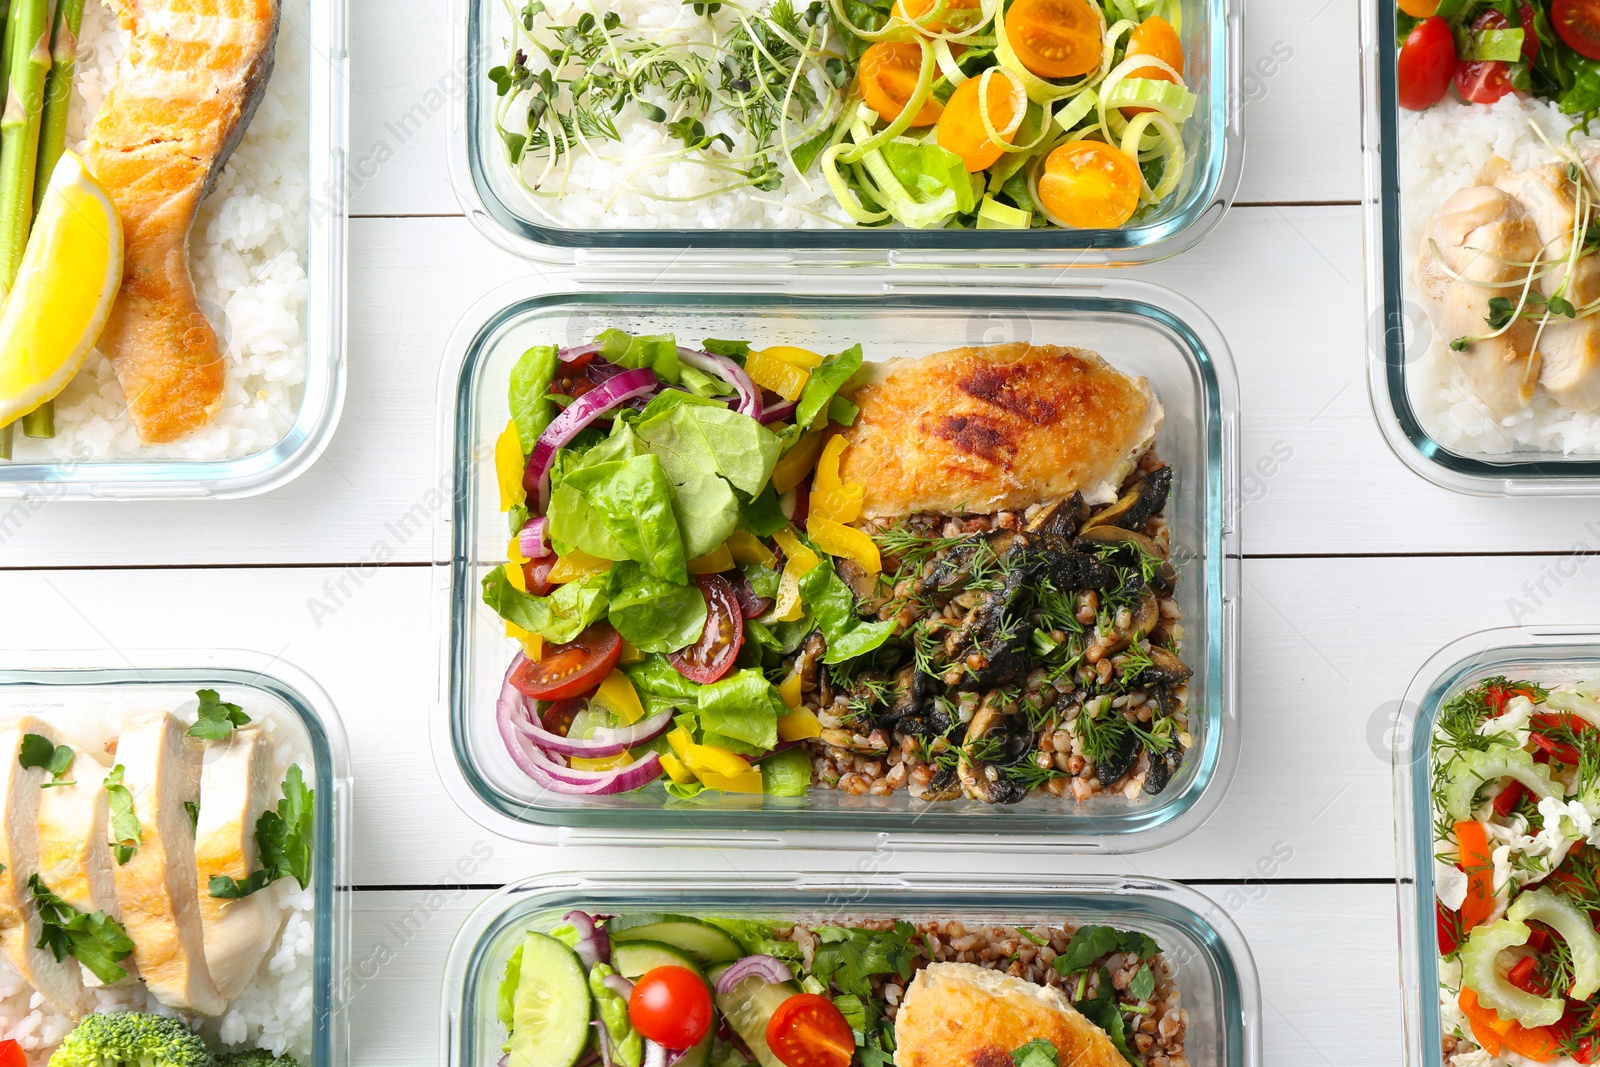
1362, 0, 1600, 495
431, 273, 1240, 849
450, 0, 1242, 265
439, 869, 1261, 1067
0, 0, 348, 500
0, 649, 351, 1067
1396, 626, 1600, 1066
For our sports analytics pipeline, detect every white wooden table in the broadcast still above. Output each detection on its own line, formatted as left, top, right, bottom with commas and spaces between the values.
5, 0, 1560, 1061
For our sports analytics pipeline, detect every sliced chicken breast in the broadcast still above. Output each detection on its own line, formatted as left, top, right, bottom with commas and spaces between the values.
111, 711, 226, 1016
195, 728, 283, 1000
36, 740, 125, 956
0, 717, 94, 1017
1417, 184, 1544, 415
1496, 164, 1600, 412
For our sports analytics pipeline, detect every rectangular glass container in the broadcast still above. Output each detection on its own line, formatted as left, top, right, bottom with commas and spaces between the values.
450, 0, 1243, 267
432, 273, 1240, 849
1361, 2, 1600, 496
0, 649, 352, 1067
0, 0, 348, 501
1394, 626, 1600, 1065
439, 870, 1262, 1067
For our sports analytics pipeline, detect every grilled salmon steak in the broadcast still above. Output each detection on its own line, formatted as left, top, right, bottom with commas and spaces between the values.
85, 0, 282, 443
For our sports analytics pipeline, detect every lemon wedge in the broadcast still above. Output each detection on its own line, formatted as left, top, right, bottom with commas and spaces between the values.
0, 151, 122, 429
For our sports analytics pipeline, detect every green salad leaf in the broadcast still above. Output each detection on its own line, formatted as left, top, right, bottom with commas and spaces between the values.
625, 655, 704, 704
1011, 1039, 1060, 1067
19, 734, 74, 782
606, 561, 708, 653
696, 669, 785, 751
509, 345, 560, 453
1052, 925, 1161, 977
483, 564, 613, 644
558, 455, 689, 583
794, 344, 864, 430
760, 748, 813, 797
589, 962, 643, 1067
798, 558, 896, 663
188, 688, 252, 741
597, 329, 680, 384
1075, 967, 1139, 1065
738, 485, 789, 537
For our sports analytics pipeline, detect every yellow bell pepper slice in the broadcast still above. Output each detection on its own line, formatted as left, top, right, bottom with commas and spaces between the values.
807, 517, 882, 575
667, 727, 695, 762
726, 529, 778, 568
778, 670, 804, 710
684, 743, 753, 779
770, 527, 822, 623
814, 434, 847, 494
548, 550, 613, 584
697, 768, 766, 794
688, 543, 736, 574
618, 640, 645, 665
809, 434, 865, 524
592, 670, 645, 725
571, 751, 634, 772
778, 707, 823, 741
494, 420, 526, 513
773, 527, 820, 573
506, 621, 543, 660
746, 347, 812, 401
659, 751, 698, 785
508, 534, 531, 568
506, 560, 528, 594
763, 345, 825, 369
772, 429, 827, 494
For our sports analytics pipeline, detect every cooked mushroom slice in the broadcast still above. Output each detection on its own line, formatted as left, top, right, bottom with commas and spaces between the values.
1085, 466, 1172, 534
877, 665, 936, 729
920, 529, 1020, 600
1074, 526, 1177, 593
916, 763, 964, 802
957, 698, 1028, 805
1134, 646, 1193, 689
1029, 548, 1116, 592
1102, 591, 1161, 656
896, 700, 953, 740
1026, 493, 1090, 550
795, 632, 827, 695
1093, 723, 1141, 786
1144, 745, 1183, 796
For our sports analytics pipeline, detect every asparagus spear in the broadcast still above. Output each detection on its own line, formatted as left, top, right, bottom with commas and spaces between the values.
20, 0, 79, 440
0, 0, 51, 300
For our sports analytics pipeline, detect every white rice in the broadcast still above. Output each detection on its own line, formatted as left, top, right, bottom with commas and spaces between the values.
1400, 94, 1600, 456
11, 0, 311, 464
499, 0, 845, 230
0, 691, 316, 1065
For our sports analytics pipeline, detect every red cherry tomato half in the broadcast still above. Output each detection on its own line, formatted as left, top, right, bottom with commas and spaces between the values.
508, 622, 622, 701
1520, 3, 1541, 63
1398, 16, 1457, 111
627, 966, 713, 1050
1556, 0, 1600, 61
1455, 10, 1514, 104
0, 1040, 25, 1067
523, 558, 556, 597
668, 574, 745, 684
539, 697, 585, 736
766, 994, 856, 1067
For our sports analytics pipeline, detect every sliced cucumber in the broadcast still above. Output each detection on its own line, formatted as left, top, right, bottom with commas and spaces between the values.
607, 914, 744, 963
611, 939, 704, 980
709, 964, 800, 1067
506, 931, 591, 1067
677, 1021, 715, 1067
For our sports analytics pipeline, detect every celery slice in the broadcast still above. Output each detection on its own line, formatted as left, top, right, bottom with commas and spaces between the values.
1508, 888, 1600, 999
1460, 919, 1564, 1028
1443, 746, 1562, 823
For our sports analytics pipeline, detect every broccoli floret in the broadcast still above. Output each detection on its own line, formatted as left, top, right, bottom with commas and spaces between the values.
217, 1053, 299, 1067
48, 1012, 217, 1067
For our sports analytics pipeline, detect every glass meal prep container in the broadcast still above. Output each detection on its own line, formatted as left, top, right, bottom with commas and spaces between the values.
449, 0, 1243, 267
440, 868, 1262, 1067
1395, 625, 1600, 1066
1361, 3, 1600, 496
431, 273, 1241, 849
0, 648, 353, 1067
0, 0, 348, 501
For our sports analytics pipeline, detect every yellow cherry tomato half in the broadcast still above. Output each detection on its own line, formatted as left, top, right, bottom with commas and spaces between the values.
1122, 16, 1184, 114
892, 0, 983, 32
937, 71, 1024, 172
857, 42, 943, 127
1398, 0, 1440, 15
1037, 140, 1142, 229
1004, 0, 1104, 80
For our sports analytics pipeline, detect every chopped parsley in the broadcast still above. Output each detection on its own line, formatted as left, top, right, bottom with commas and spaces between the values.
209, 765, 315, 899
28, 875, 134, 985
19, 734, 74, 785
187, 689, 251, 741
103, 765, 141, 866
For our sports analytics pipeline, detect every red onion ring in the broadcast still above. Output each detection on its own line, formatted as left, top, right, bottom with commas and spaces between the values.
714, 954, 793, 994
602, 973, 635, 1000
759, 399, 796, 424
677, 348, 762, 419
496, 666, 665, 794
523, 368, 659, 512
504, 686, 674, 757
560, 343, 603, 363
565, 909, 610, 968
518, 516, 551, 559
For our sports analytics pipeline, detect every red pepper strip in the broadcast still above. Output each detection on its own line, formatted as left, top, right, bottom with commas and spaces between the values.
1457, 820, 1498, 934
1578, 1037, 1595, 1066
1527, 925, 1553, 952
1508, 955, 1548, 995
1532, 732, 1583, 765
1459, 989, 1560, 1062
1438, 900, 1462, 955
1488, 684, 1538, 716
1496, 780, 1530, 817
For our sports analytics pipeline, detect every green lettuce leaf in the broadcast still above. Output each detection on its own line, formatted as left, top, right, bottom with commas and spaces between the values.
624, 655, 704, 703
557, 455, 688, 584
696, 669, 784, 751
878, 140, 979, 215
795, 344, 864, 430
760, 748, 813, 797
597, 328, 680, 384
738, 485, 789, 537
509, 345, 560, 453
606, 562, 708, 653
797, 559, 896, 663
635, 399, 781, 497
482, 565, 613, 644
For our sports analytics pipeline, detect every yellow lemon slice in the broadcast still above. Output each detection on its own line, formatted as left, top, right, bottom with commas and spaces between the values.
0, 151, 123, 428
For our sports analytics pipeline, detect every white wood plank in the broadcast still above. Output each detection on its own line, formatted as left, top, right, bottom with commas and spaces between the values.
348, 883, 1400, 1067
344, 0, 1361, 217
8, 553, 1600, 882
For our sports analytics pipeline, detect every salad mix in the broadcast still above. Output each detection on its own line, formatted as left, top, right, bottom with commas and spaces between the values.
496, 909, 1182, 1067
481, 331, 1190, 806
1431, 676, 1600, 1065
488, 0, 1197, 230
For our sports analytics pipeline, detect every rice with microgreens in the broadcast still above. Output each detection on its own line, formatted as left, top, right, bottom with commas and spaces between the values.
9, 0, 311, 464
1400, 95, 1600, 456
494, 0, 845, 230
0, 692, 316, 1065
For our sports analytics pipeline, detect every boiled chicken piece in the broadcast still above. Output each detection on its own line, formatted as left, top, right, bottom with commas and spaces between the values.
195, 728, 283, 1000
36, 740, 128, 983
0, 717, 94, 1017
111, 711, 226, 1016
1496, 163, 1600, 411
1417, 184, 1543, 415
